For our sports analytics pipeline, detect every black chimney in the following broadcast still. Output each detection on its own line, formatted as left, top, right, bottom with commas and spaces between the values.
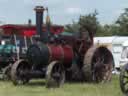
28, 19, 32, 26
34, 6, 45, 39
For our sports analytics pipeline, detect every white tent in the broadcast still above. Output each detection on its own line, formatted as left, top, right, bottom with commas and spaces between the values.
94, 36, 115, 44
122, 40, 128, 46
112, 37, 128, 68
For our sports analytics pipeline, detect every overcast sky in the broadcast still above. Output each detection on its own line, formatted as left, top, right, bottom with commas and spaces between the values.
0, 0, 127, 25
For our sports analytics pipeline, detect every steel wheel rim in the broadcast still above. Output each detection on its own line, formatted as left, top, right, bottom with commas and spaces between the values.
82, 46, 114, 82
120, 65, 128, 94
46, 61, 65, 88
11, 60, 30, 85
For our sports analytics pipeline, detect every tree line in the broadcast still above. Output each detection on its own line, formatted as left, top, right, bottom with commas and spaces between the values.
64, 8, 128, 36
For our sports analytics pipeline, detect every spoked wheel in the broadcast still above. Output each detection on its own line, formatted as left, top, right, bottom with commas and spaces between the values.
82, 46, 114, 82
3, 64, 12, 80
120, 64, 128, 94
11, 60, 31, 85
46, 61, 65, 88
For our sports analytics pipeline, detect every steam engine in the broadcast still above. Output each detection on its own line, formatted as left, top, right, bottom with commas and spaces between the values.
10, 6, 114, 87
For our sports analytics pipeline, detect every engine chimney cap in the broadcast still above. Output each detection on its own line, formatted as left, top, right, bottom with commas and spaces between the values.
34, 6, 45, 12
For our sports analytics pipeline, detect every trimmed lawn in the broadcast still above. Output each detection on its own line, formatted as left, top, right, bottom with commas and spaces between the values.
0, 75, 123, 96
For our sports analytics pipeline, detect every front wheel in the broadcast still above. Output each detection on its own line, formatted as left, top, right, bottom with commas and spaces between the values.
3, 64, 12, 80
11, 60, 30, 85
46, 61, 65, 88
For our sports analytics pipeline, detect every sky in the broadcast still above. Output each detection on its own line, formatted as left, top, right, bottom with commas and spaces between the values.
0, 0, 127, 25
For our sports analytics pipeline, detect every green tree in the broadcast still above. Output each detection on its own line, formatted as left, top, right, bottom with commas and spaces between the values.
78, 11, 99, 35
64, 21, 80, 33
64, 11, 121, 37
65, 11, 99, 35
95, 24, 105, 36
116, 8, 128, 36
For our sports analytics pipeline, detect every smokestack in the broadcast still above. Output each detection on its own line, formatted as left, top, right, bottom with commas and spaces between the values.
28, 19, 32, 26
34, 6, 45, 39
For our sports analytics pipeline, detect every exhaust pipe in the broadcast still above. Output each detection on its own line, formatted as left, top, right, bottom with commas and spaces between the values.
34, 6, 48, 42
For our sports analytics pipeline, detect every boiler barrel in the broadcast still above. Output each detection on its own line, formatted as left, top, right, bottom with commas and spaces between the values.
27, 43, 50, 67
48, 45, 74, 68
27, 43, 74, 68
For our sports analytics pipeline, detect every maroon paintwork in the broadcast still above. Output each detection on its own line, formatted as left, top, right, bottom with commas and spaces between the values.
47, 44, 74, 68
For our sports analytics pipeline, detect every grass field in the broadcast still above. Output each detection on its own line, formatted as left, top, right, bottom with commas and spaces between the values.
0, 75, 123, 96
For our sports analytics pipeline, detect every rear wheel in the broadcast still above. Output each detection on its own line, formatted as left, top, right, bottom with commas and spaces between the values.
82, 46, 114, 82
46, 61, 65, 88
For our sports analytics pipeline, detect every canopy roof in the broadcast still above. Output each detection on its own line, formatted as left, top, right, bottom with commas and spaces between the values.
0, 24, 64, 37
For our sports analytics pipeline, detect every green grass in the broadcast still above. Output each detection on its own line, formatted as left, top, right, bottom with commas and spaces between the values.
0, 75, 123, 96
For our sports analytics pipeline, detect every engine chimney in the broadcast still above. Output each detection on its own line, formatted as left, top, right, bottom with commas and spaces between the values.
28, 19, 32, 26
34, 6, 45, 40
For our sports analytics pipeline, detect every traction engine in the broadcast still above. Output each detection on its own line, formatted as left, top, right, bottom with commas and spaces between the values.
10, 6, 114, 87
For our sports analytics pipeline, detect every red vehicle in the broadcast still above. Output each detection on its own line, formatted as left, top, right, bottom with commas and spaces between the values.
10, 6, 114, 87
